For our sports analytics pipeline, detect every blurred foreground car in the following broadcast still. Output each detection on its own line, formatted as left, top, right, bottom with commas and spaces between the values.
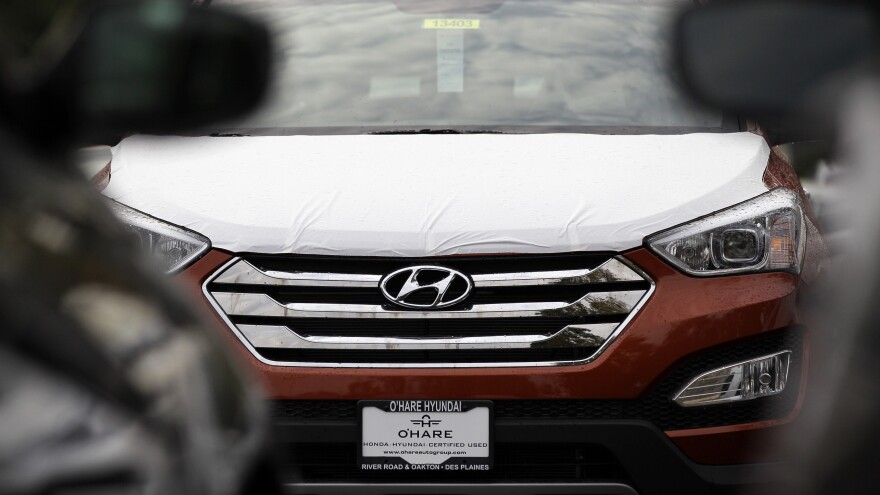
0, 1, 276, 493
103, 0, 827, 493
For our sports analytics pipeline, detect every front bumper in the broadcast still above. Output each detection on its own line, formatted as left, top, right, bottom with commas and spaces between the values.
274, 420, 787, 495
267, 325, 803, 493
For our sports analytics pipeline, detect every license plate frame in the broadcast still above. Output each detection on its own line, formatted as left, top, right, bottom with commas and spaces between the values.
358, 400, 493, 472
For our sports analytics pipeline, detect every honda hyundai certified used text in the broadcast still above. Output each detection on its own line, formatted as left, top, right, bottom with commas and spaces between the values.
99, 1, 827, 493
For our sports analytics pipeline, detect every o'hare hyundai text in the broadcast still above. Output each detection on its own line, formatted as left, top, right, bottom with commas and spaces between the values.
101, 1, 826, 493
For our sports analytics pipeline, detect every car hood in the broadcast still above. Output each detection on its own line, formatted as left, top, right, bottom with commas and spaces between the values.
104, 132, 771, 256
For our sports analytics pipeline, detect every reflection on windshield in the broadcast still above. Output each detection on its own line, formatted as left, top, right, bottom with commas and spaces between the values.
220, 0, 721, 132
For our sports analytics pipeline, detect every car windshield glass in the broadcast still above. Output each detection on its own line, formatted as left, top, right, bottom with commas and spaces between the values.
214, 0, 724, 135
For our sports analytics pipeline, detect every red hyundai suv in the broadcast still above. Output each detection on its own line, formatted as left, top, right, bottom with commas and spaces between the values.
100, 1, 827, 493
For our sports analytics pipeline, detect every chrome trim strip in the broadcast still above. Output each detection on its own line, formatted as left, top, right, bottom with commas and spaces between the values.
211, 258, 645, 289
237, 322, 620, 350
211, 290, 646, 319
471, 258, 643, 287
678, 382, 738, 391
680, 388, 745, 399
213, 260, 381, 287
201, 256, 656, 368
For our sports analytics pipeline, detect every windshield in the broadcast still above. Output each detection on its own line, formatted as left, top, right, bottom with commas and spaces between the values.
215, 0, 728, 135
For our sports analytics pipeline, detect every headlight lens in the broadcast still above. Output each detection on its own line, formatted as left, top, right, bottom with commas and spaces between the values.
646, 189, 805, 276
109, 201, 210, 274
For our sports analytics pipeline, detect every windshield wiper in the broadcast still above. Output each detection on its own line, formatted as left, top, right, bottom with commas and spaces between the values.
368, 129, 506, 135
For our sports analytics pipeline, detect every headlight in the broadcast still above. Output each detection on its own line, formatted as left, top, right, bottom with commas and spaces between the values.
109, 201, 210, 274
646, 188, 805, 276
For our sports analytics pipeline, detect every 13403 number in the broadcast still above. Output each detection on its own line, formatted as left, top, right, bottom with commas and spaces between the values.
423, 19, 481, 30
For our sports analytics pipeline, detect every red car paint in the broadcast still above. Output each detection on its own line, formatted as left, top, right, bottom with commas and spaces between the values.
178, 229, 815, 466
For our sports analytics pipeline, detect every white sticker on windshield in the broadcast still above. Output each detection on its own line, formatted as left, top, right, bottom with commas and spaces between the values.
514, 76, 545, 98
436, 30, 463, 93
369, 77, 421, 99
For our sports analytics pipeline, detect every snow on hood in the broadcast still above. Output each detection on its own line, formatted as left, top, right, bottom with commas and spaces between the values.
104, 132, 771, 256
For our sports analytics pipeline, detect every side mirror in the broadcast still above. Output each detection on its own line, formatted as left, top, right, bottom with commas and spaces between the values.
67, 0, 270, 140
673, 1, 877, 143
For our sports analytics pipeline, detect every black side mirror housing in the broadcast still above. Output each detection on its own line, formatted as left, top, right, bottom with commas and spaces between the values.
5, 0, 270, 144
73, 0, 270, 139
673, 1, 877, 144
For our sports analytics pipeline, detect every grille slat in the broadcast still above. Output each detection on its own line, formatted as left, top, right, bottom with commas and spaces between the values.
259, 347, 594, 364
209, 282, 649, 306
216, 258, 644, 288
211, 290, 646, 319
204, 253, 652, 366
239, 322, 619, 350
243, 252, 614, 275
233, 317, 584, 338
214, 261, 380, 287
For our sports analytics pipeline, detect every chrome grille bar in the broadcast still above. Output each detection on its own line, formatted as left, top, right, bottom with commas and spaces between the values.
471, 259, 644, 287
212, 258, 641, 288
212, 290, 646, 319
238, 323, 619, 350
213, 260, 380, 287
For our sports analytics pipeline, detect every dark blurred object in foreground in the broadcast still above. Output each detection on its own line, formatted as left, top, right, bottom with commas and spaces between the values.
675, 0, 877, 145
0, 0, 270, 144
0, 1, 276, 494
672, 1, 880, 494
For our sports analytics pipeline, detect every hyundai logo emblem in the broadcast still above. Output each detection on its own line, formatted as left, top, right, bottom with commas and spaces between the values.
379, 266, 472, 309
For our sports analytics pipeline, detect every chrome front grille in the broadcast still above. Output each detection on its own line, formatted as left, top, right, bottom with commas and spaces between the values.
203, 253, 653, 367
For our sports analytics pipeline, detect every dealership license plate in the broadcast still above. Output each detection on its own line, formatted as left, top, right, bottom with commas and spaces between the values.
359, 400, 493, 472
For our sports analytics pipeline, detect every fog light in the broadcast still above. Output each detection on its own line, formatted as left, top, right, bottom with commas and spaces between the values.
673, 351, 791, 407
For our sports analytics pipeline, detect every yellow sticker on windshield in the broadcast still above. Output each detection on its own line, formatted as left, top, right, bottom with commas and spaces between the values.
423, 19, 480, 29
